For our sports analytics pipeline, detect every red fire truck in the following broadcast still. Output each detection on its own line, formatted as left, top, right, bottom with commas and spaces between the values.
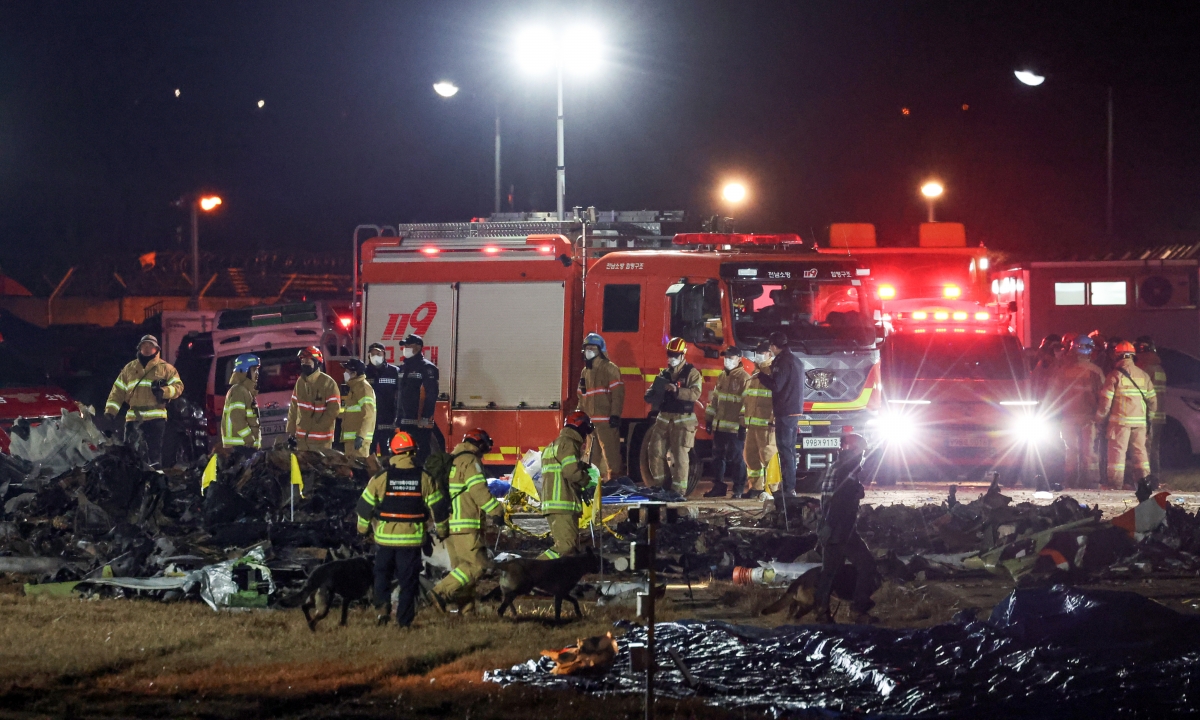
359, 219, 884, 491
821, 222, 990, 304
870, 298, 1048, 484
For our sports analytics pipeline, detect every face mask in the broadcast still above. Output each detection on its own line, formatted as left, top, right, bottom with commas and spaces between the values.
584, 349, 597, 360
138, 352, 156, 364
369, 354, 384, 366
343, 371, 353, 382
402, 347, 416, 359
724, 357, 739, 370
667, 356, 683, 368
301, 363, 316, 375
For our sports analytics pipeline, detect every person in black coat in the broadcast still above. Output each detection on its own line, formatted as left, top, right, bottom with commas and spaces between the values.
813, 434, 880, 624
756, 331, 803, 501
365, 342, 402, 455
396, 334, 444, 465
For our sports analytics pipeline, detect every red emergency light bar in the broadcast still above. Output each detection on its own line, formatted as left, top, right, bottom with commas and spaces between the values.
673, 233, 809, 247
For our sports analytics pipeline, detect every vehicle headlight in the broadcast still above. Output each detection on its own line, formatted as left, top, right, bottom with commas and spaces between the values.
870, 410, 917, 444
1011, 414, 1051, 444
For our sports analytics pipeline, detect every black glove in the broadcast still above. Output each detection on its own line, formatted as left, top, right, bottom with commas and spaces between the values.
287, 436, 298, 450
705, 422, 714, 434
609, 415, 620, 427
421, 532, 433, 556
354, 436, 364, 450
491, 514, 507, 528
151, 386, 165, 402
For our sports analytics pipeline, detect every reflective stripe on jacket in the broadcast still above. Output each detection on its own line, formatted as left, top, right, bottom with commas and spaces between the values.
1136, 352, 1167, 423
578, 355, 625, 419
340, 375, 377, 443
706, 365, 750, 432
356, 454, 448, 546
741, 368, 774, 427
541, 426, 586, 514
221, 372, 260, 448
1097, 358, 1158, 427
447, 442, 502, 533
105, 356, 183, 421
1046, 355, 1104, 421
286, 370, 341, 442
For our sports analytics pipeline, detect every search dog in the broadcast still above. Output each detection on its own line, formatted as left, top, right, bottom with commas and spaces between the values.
483, 549, 599, 622
279, 556, 374, 631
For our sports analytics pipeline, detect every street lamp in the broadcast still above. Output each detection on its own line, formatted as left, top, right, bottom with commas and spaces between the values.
434, 81, 501, 214
187, 195, 222, 310
516, 24, 604, 220
1015, 69, 1115, 237
722, 182, 747, 204
920, 181, 944, 222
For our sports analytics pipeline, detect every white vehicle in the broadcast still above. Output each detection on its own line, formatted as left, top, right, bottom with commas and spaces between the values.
159, 310, 218, 365
206, 302, 352, 449
1156, 348, 1200, 468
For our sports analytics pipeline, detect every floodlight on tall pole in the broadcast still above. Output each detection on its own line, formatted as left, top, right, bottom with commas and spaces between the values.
516, 24, 603, 221
1015, 69, 1115, 236
920, 181, 944, 222
722, 182, 747, 204
434, 82, 501, 214
188, 195, 222, 310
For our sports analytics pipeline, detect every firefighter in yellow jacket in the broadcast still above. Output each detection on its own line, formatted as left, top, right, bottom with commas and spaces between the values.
1095, 341, 1158, 488
646, 337, 704, 495
286, 346, 341, 451
104, 334, 183, 467
430, 428, 503, 610
221, 353, 261, 457
539, 412, 598, 559
356, 431, 448, 627
705, 346, 751, 498
1135, 336, 1167, 475
578, 333, 625, 480
340, 358, 377, 458
1046, 337, 1104, 488
741, 341, 777, 498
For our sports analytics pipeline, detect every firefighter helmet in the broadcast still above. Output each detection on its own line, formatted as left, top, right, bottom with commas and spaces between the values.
390, 430, 416, 455
344, 358, 367, 375
1071, 335, 1094, 354
583, 332, 606, 353
463, 428, 493, 453
565, 410, 594, 436
666, 337, 687, 355
298, 346, 324, 364
137, 334, 160, 351
1114, 341, 1137, 356
233, 353, 260, 374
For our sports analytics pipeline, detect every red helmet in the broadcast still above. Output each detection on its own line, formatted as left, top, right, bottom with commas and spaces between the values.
1114, 341, 1136, 356
463, 428, 493, 453
298, 346, 324, 364
390, 431, 416, 455
666, 337, 687, 355
565, 410, 594, 436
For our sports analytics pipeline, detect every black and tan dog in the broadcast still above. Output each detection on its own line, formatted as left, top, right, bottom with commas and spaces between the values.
484, 550, 599, 621
760, 564, 859, 620
279, 556, 374, 631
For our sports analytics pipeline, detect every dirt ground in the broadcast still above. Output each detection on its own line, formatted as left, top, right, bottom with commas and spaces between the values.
3, 477, 1200, 719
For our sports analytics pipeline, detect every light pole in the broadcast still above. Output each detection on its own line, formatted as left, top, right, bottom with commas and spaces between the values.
920, 181, 944, 222
185, 195, 222, 310
434, 81, 503, 215
516, 25, 603, 221
1015, 69, 1115, 237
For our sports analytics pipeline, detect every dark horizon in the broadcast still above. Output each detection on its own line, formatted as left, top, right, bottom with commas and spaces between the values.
2, 0, 1198, 288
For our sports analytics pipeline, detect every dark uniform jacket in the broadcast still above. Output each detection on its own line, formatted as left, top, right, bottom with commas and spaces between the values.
366, 361, 402, 426
397, 355, 440, 425
757, 346, 803, 417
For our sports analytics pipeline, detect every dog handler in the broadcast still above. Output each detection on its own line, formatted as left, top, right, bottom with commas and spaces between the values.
356, 431, 448, 627
539, 411, 599, 559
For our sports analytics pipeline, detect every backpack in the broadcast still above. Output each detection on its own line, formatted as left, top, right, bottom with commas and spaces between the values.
422, 450, 469, 525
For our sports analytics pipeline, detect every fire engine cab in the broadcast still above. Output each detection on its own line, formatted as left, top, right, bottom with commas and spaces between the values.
359, 219, 884, 492
872, 298, 1049, 484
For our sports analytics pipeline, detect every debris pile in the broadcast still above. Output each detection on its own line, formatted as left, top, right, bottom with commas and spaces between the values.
487, 585, 1200, 718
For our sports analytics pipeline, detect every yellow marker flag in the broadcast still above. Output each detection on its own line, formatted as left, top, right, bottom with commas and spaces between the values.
289, 452, 305, 497
201, 454, 219, 494
765, 451, 781, 493
511, 456, 540, 502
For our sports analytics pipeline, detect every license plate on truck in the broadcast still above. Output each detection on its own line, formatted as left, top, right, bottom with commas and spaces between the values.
802, 437, 841, 449
947, 435, 989, 448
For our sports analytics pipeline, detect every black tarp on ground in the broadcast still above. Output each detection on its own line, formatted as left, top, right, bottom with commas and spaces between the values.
486, 586, 1200, 718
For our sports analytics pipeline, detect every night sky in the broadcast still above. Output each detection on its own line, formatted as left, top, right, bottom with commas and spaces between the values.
2, 1, 1198, 289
